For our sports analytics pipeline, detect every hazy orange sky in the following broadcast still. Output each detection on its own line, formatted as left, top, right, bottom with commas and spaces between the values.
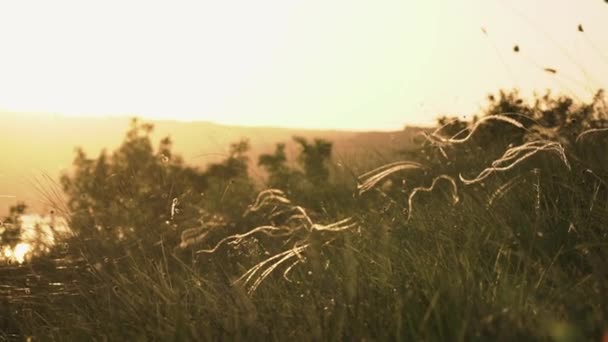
0, 0, 607, 130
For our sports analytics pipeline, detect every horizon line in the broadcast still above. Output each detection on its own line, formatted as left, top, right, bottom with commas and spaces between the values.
0, 110, 436, 133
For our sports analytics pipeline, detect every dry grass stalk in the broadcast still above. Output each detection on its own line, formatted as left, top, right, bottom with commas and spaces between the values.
236, 243, 311, 295
180, 228, 210, 249
357, 161, 424, 195
235, 217, 358, 294
185, 189, 358, 294
311, 217, 358, 232
575, 127, 608, 142
244, 189, 292, 216
424, 115, 528, 147
224, 218, 358, 294
487, 174, 526, 206
194, 226, 293, 254
407, 175, 459, 220
460, 140, 570, 185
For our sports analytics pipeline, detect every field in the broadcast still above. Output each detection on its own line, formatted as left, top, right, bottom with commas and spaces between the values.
1, 90, 608, 341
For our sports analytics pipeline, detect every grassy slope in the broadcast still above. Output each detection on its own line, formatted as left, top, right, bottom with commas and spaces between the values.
1, 122, 607, 341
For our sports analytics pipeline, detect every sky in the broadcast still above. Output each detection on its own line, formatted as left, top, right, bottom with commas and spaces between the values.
0, 0, 607, 131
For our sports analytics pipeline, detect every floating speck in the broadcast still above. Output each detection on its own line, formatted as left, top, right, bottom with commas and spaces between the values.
544, 67, 557, 74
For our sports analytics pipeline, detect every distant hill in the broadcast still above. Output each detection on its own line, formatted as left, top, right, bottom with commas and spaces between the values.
0, 113, 425, 215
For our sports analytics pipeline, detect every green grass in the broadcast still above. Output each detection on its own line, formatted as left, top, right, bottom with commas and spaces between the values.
2, 113, 608, 341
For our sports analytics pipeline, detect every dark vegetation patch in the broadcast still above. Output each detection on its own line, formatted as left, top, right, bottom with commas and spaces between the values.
2, 90, 608, 341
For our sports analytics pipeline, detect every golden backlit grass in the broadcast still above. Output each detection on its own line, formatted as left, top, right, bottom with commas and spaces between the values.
2, 115, 608, 341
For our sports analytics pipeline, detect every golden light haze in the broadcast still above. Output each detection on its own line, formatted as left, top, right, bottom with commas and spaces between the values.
0, 0, 607, 130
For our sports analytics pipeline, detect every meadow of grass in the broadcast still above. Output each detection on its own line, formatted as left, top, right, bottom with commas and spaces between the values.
1, 90, 608, 341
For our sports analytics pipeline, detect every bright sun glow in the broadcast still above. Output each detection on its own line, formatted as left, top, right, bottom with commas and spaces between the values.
0, 214, 71, 264
12, 243, 31, 264
2, 243, 31, 264
0, 0, 607, 130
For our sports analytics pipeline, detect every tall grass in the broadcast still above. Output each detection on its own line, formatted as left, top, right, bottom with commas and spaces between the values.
2, 109, 607, 341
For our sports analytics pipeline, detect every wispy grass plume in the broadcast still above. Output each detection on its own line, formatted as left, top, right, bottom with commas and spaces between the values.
357, 161, 424, 195
459, 140, 570, 185
575, 127, 608, 142
406, 175, 459, 220
423, 114, 528, 146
